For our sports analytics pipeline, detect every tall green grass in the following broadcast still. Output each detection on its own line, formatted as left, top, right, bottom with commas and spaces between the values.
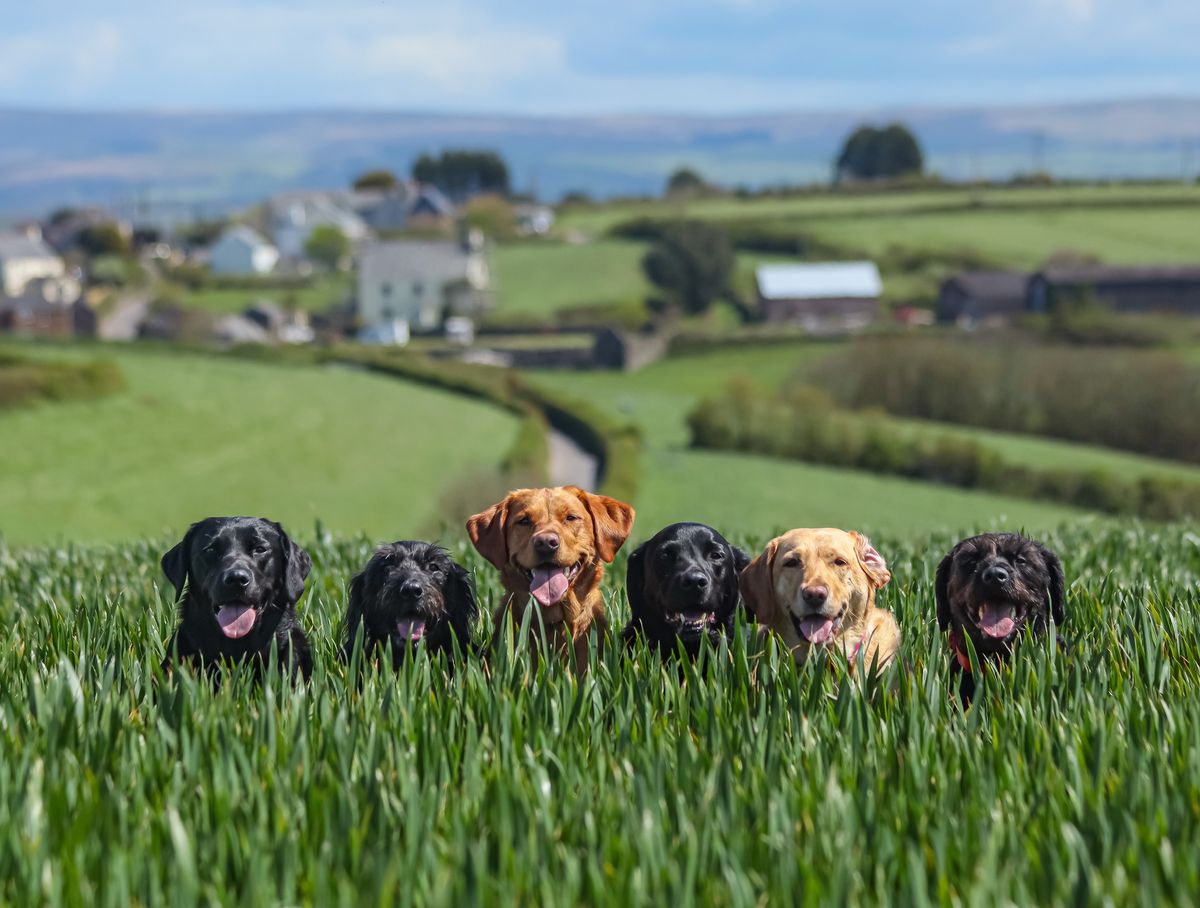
1, 522, 1198, 904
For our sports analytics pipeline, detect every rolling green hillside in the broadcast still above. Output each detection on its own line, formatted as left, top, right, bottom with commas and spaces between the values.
0, 347, 518, 545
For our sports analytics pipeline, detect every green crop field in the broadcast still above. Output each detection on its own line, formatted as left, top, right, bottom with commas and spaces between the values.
1, 520, 1198, 904
0, 346, 518, 545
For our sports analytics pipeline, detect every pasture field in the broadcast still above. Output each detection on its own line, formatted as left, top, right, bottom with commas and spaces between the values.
554, 183, 1200, 305
558, 182, 1200, 236
0, 346, 518, 545
492, 240, 649, 316
533, 341, 1200, 532
805, 205, 1200, 269
1, 521, 1198, 904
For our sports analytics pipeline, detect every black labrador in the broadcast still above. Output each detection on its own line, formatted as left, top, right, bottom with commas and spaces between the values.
936, 532, 1066, 702
622, 522, 750, 658
161, 516, 313, 681
342, 541, 477, 667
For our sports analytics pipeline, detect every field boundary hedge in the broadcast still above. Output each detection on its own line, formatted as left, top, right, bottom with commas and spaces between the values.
0, 351, 125, 410
688, 382, 1200, 521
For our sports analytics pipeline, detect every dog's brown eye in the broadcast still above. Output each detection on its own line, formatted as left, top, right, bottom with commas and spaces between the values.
516, 516, 533, 526
708, 550, 724, 562
566, 514, 582, 522
782, 557, 801, 569
833, 557, 849, 568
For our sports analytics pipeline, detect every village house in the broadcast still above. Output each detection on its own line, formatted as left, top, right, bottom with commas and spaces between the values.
267, 191, 372, 260
754, 262, 882, 331
208, 226, 280, 276
936, 271, 1030, 326
356, 229, 490, 339
0, 227, 66, 298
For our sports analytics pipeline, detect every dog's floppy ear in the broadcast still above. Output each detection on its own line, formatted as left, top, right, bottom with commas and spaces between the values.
445, 559, 480, 622
724, 544, 751, 616
935, 545, 957, 631
272, 522, 311, 607
571, 487, 635, 563
161, 523, 197, 600
624, 540, 649, 619
466, 498, 509, 569
739, 538, 779, 624
1041, 544, 1066, 626
342, 568, 368, 657
850, 532, 891, 590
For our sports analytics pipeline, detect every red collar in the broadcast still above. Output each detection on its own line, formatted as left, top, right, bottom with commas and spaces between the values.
949, 628, 974, 673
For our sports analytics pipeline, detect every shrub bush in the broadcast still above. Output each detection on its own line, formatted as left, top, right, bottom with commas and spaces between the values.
0, 354, 125, 409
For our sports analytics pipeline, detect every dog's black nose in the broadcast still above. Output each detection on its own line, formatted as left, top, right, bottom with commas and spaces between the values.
533, 533, 560, 555
681, 571, 709, 591
981, 564, 1010, 585
802, 585, 829, 606
400, 580, 423, 600
224, 567, 252, 589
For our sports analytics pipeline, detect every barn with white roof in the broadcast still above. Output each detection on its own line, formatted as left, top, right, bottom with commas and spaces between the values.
754, 261, 882, 331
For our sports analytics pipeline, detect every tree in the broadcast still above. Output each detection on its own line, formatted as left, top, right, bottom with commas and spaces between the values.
304, 225, 350, 270
641, 221, 734, 316
462, 194, 517, 242
835, 123, 924, 182
412, 150, 510, 200
665, 167, 708, 197
352, 169, 399, 191
77, 222, 131, 258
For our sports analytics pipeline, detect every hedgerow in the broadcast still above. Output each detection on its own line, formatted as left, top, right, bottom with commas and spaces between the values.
688, 380, 1200, 520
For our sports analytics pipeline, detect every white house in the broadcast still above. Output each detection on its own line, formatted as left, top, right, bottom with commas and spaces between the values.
0, 228, 65, 298
356, 231, 490, 334
209, 226, 279, 276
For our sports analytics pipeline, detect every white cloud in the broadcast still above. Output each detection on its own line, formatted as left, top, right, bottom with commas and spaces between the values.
330, 27, 565, 93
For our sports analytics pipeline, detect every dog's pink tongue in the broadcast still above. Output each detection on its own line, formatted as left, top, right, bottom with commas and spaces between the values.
800, 616, 836, 645
530, 567, 569, 607
216, 606, 256, 639
979, 603, 1016, 639
397, 617, 426, 640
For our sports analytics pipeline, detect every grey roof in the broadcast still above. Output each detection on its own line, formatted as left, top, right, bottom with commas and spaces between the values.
944, 271, 1029, 301
214, 225, 273, 250
757, 261, 882, 300
358, 240, 473, 283
0, 230, 60, 262
1040, 265, 1200, 285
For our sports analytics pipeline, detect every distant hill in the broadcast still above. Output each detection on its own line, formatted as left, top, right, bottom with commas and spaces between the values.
1, 99, 1198, 217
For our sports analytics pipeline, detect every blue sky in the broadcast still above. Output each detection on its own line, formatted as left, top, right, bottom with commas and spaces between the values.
2, 0, 1198, 113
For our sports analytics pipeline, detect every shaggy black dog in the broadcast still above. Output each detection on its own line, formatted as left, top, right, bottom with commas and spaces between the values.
161, 516, 313, 681
342, 541, 477, 667
936, 532, 1065, 701
622, 522, 750, 658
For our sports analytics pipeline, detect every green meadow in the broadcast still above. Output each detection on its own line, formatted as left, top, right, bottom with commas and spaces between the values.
0, 347, 518, 545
